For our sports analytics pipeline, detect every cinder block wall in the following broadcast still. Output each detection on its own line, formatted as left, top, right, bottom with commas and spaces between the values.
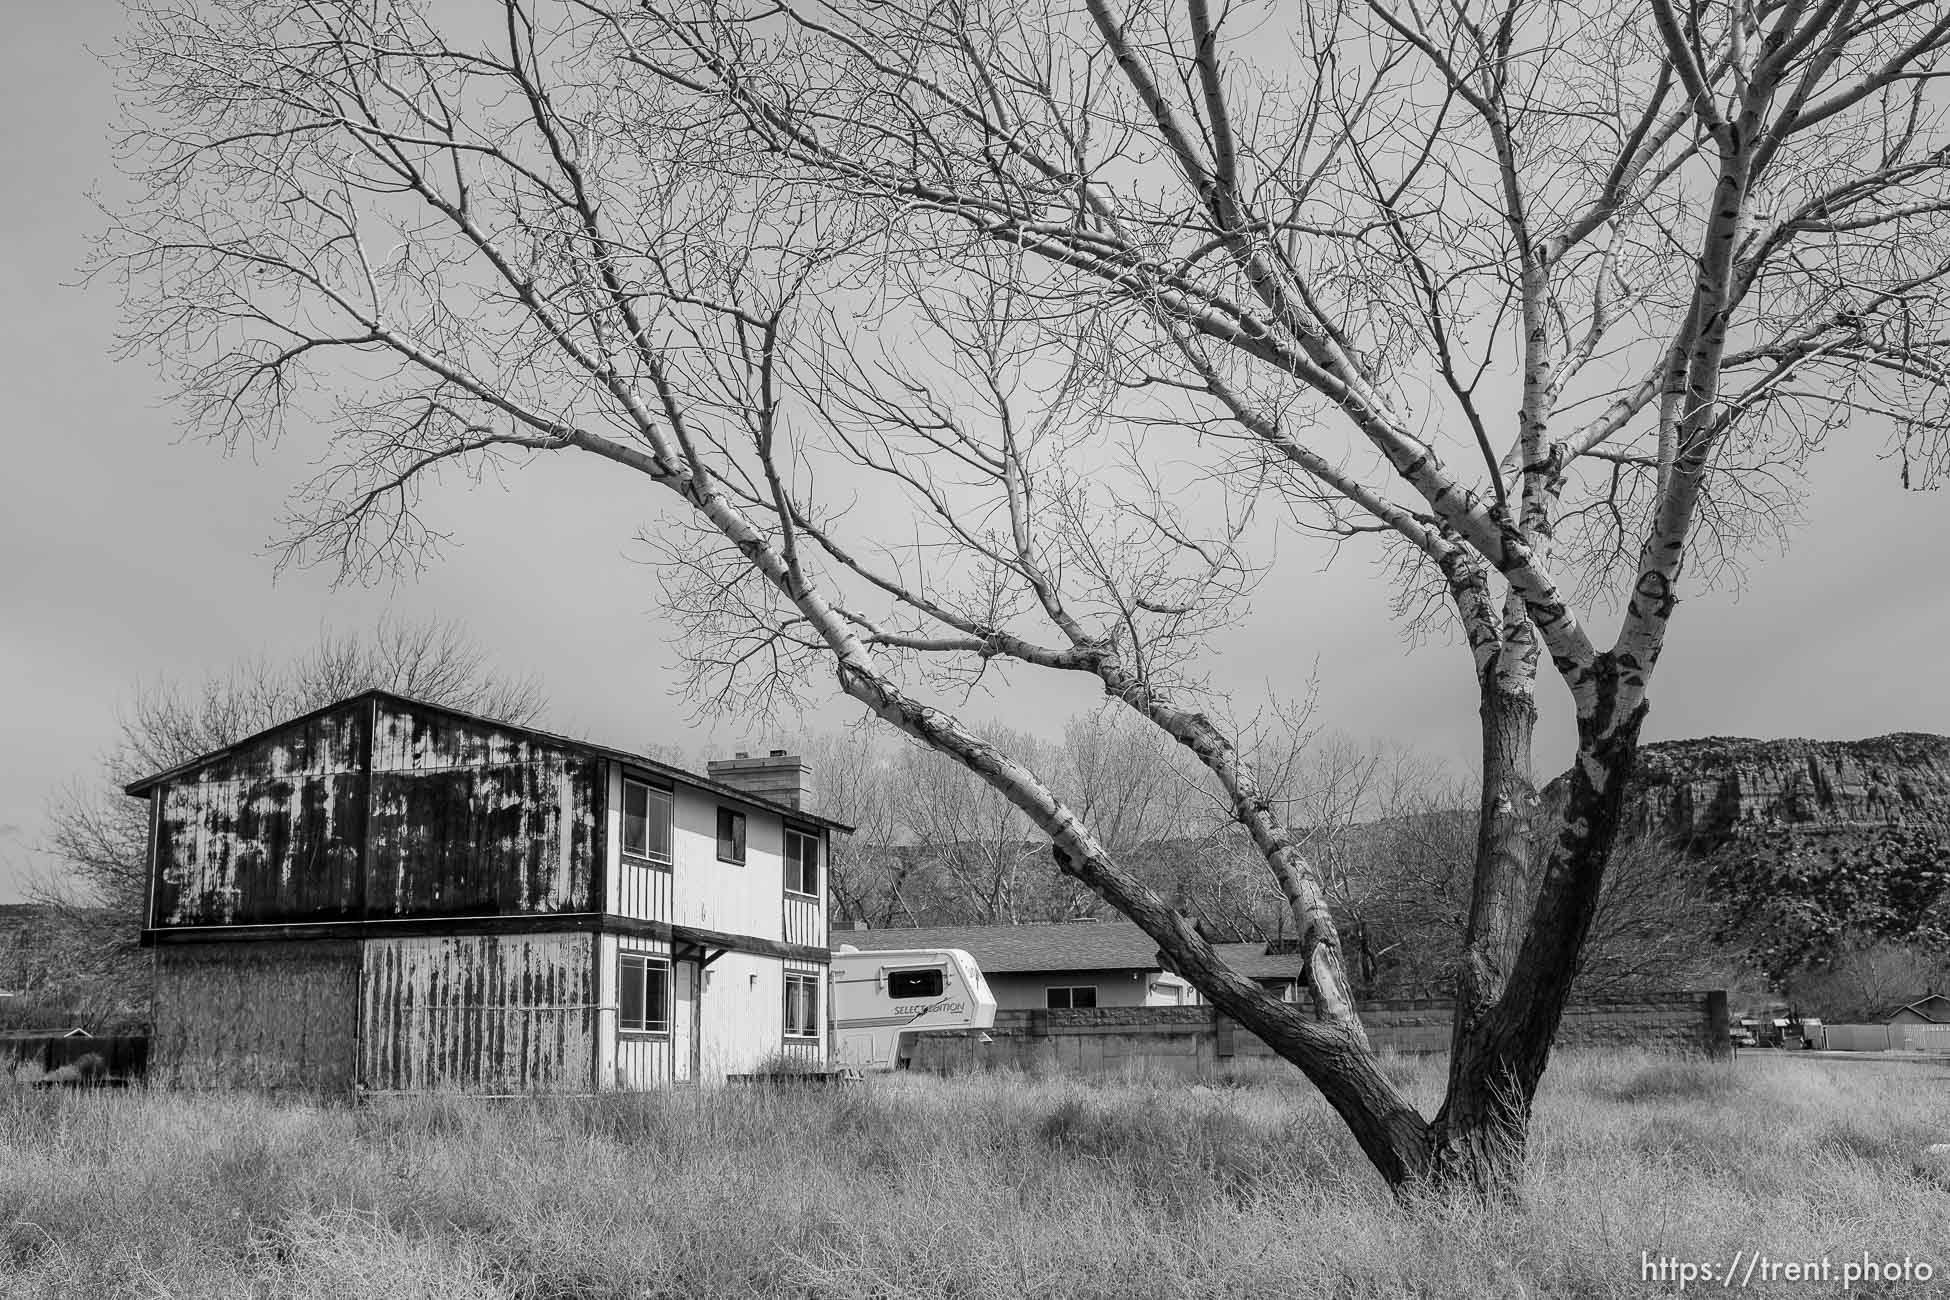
906, 991, 1729, 1077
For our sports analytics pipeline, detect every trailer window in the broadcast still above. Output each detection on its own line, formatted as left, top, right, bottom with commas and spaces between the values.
887, 968, 944, 999
1047, 986, 1097, 1010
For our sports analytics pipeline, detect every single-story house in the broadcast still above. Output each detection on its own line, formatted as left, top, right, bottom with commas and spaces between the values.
1880, 992, 1950, 1025
833, 920, 1308, 1011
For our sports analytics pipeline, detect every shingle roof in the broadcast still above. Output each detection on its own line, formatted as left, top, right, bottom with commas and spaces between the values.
1881, 992, 1950, 1023
833, 920, 1308, 983
1208, 941, 1313, 983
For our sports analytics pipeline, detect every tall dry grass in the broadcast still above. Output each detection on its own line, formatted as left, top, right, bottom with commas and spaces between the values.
2, 1051, 1944, 1298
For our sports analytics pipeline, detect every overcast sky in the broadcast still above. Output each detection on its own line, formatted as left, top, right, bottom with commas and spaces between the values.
3, 0, 1946, 904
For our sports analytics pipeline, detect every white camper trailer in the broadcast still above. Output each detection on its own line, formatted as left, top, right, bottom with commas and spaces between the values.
831, 944, 998, 1071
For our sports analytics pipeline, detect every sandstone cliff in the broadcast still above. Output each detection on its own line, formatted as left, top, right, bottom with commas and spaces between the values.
1623, 732, 1950, 849
1591, 733, 1950, 982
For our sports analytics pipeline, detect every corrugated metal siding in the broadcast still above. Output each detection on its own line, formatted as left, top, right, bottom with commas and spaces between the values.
366, 700, 599, 917
154, 708, 368, 926
360, 933, 597, 1091
151, 941, 360, 1090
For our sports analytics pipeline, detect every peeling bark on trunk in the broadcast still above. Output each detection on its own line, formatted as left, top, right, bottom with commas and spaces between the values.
1457, 682, 1540, 1015
1432, 668, 1649, 1192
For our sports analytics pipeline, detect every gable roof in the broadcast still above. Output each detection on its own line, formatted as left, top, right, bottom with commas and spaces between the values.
1881, 992, 1950, 1023
834, 920, 1309, 983
120, 687, 853, 833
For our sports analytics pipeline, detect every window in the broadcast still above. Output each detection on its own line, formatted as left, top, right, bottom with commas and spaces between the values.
887, 968, 943, 1000
716, 807, 747, 864
1047, 985, 1097, 1010
621, 778, 673, 863
784, 827, 820, 896
784, 972, 821, 1039
618, 954, 671, 1034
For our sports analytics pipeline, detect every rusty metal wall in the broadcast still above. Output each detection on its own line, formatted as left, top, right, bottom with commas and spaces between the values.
153, 708, 368, 926
367, 699, 600, 917
360, 933, 598, 1092
150, 941, 360, 1090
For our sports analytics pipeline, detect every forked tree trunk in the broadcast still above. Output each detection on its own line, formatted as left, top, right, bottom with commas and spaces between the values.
1427, 679, 1649, 1193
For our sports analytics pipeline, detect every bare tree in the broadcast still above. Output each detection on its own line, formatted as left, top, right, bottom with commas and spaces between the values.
98, 0, 1950, 1190
1785, 939, 1948, 1020
894, 726, 1107, 923
800, 728, 916, 929
1060, 707, 1209, 852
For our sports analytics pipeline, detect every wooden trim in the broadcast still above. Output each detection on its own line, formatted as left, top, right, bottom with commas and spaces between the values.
619, 767, 675, 792
360, 696, 376, 923
590, 922, 605, 1093
606, 917, 828, 964
143, 790, 162, 931
143, 913, 832, 965
142, 913, 612, 945
589, 759, 607, 916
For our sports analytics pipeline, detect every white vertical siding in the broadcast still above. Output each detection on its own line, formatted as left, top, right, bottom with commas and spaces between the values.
617, 863, 674, 921
686, 952, 829, 1079
697, 952, 775, 1079
605, 934, 681, 1089
609, 761, 676, 921
669, 785, 784, 939
782, 894, 822, 948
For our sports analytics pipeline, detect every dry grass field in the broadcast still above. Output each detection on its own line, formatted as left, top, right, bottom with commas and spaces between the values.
2, 1051, 1945, 1299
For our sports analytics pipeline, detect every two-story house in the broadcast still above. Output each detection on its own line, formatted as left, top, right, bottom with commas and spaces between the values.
124, 689, 844, 1092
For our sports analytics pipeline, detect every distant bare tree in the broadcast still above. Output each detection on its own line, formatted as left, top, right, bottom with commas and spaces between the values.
801, 727, 927, 929
100, 0, 1950, 1190
1785, 939, 1949, 1021
893, 727, 1100, 923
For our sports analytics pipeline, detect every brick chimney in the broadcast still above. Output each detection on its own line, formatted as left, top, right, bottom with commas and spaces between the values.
706, 748, 814, 812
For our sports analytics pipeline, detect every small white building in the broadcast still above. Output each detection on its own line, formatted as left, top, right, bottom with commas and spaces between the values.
833, 921, 1307, 1011
126, 689, 846, 1091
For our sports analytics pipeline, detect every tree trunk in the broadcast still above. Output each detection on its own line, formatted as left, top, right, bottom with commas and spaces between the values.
1457, 682, 1540, 1015
1042, 840, 1438, 1184
1432, 675, 1649, 1193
